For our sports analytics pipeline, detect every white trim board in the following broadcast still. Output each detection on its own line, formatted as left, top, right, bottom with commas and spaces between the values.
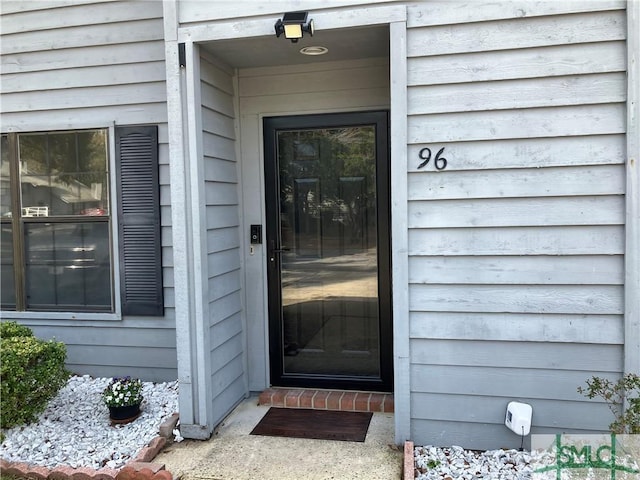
177, 4, 406, 42
390, 18, 410, 445
625, 0, 640, 376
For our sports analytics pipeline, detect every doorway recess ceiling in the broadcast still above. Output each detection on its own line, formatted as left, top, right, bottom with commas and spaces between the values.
201, 25, 389, 68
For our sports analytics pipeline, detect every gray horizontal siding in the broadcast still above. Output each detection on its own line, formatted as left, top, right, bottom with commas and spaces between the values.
405, 0, 625, 27
409, 256, 624, 285
409, 285, 623, 314
411, 340, 622, 372
1, 18, 163, 54
0, 0, 113, 15
2, 82, 167, 112
2, 63, 166, 93
409, 226, 624, 256
409, 197, 624, 228
409, 165, 625, 199
0, 1, 167, 129
1, 1, 151, 33
408, 42, 627, 86
411, 394, 614, 431
0, 1, 175, 382
408, 105, 625, 143
410, 365, 619, 402
25, 324, 176, 382
407, 10, 626, 56
1, 41, 166, 75
410, 312, 623, 345
410, 420, 604, 452
407, 135, 625, 171
408, 73, 626, 114
200, 52, 246, 426
406, 1, 626, 449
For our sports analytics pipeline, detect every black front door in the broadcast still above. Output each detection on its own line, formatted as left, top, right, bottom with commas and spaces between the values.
264, 111, 392, 392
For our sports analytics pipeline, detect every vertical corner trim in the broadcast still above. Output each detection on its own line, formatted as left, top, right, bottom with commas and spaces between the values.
625, 0, 640, 376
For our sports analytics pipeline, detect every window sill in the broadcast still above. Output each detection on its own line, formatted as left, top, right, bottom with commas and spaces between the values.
0, 310, 122, 322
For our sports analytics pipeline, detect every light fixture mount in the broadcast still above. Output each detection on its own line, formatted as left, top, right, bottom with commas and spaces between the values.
300, 46, 328, 56
275, 11, 314, 43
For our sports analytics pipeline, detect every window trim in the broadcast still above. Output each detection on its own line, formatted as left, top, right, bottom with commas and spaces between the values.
108, 125, 123, 318
1, 127, 119, 317
7, 133, 24, 309
0, 310, 122, 322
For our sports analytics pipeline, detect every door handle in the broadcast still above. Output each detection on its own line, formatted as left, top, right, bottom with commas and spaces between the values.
269, 244, 290, 262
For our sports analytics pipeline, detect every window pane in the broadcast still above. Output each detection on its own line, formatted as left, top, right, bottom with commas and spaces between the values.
1, 135, 11, 218
1, 224, 16, 308
19, 131, 109, 216
24, 222, 112, 310
18, 134, 48, 174
48, 132, 77, 173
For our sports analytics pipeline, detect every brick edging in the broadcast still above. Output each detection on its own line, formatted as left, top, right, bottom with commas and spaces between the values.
0, 414, 179, 480
403, 440, 415, 480
259, 388, 394, 413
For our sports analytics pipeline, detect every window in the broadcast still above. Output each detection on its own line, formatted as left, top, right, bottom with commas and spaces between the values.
1, 130, 112, 311
1, 126, 163, 316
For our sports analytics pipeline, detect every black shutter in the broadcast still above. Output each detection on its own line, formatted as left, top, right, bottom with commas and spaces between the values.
115, 125, 163, 316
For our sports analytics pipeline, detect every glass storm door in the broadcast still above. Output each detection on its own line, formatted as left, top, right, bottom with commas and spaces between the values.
264, 111, 392, 391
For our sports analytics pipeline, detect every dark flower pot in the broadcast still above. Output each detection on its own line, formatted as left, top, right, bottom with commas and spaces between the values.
108, 403, 142, 424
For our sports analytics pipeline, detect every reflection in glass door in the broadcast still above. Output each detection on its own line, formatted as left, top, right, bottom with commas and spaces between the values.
264, 112, 392, 391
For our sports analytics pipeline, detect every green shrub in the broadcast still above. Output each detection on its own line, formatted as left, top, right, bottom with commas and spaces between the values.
0, 321, 34, 339
0, 325, 69, 429
578, 373, 640, 434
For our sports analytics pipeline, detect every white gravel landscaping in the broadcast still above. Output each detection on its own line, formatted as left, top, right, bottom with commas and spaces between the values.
414, 445, 537, 480
0, 375, 178, 469
414, 443, 640, 480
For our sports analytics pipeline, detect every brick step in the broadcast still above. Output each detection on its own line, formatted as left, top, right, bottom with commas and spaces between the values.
258, 388, 394, 413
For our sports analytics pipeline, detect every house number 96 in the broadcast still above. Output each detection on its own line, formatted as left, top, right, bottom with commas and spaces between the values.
418, 147, 447, 171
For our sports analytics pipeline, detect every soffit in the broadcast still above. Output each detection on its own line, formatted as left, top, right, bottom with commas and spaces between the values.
200, 25, 389, 69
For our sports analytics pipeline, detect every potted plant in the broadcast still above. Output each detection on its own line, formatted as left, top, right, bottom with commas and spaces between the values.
102, 376, 144, 423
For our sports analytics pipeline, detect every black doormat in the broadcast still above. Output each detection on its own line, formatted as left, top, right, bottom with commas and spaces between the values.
250, 407, 373, 442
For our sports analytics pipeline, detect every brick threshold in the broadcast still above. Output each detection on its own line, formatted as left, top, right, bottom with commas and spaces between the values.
258, 388, 394, 413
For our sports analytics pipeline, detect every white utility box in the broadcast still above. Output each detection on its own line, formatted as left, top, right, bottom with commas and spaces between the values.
505, 401, 532, 436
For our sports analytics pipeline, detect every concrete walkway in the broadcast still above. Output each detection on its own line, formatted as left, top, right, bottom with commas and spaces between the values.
154, 397, 403, 480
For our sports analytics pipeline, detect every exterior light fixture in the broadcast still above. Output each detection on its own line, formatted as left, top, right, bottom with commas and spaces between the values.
275, 11, 314, 43
300, 46, 328, 56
